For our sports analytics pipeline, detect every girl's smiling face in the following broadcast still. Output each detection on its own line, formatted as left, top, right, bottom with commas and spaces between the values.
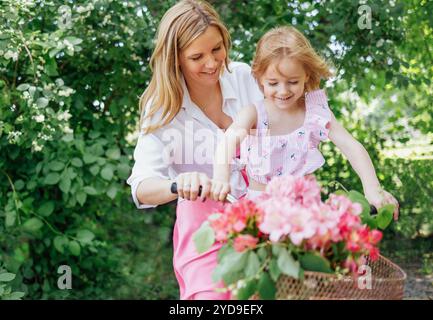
260, 58, 309, 110
179, 26, 227, 87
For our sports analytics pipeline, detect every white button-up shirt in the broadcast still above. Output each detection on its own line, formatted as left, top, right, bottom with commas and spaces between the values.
127, 62, 263, 209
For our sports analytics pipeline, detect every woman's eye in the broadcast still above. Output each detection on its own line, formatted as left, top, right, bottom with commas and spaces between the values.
213, 46, 221, 52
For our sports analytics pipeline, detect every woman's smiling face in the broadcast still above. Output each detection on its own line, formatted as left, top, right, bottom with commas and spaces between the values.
179, 26, 227, 87
260, 58, 309, 110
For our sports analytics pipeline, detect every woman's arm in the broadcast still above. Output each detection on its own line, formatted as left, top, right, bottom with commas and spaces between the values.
328, 113, 399, 219
211, 105, 257, 201
136, 178, 177, 206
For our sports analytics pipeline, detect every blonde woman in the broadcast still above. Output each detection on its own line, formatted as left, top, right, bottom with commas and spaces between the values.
127, 0, 262, 299
211, 26, 399, 218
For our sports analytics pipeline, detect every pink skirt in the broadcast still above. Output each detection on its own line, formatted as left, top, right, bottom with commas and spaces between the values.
173, 198, 232, 300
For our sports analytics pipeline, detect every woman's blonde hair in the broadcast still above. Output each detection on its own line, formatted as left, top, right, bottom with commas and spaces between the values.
252, 26, 332, 92
139, 0, 231, 134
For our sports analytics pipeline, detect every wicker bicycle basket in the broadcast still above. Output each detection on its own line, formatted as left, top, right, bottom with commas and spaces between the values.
275, 255, 406, 300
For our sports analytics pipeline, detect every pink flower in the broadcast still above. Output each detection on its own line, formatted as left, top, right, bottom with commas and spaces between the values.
209, 199, 264, 242
233, 234, 259, 252
263, 175, 321, 206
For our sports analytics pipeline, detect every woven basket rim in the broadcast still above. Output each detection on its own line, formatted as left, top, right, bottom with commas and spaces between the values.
298, 255, 407, 281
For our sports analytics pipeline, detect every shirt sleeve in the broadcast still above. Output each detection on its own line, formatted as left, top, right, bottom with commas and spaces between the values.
126, 132, 170, 209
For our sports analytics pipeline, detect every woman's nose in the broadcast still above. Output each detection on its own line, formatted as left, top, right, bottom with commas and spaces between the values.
205, 55, 217, 69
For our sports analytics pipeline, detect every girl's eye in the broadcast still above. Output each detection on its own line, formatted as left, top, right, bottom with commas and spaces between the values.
289, 81, 298, 85
191, 56, 202, 61
268, 82, 277, 86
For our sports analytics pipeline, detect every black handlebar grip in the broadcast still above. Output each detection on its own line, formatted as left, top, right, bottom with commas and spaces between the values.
170, 182, 202, 196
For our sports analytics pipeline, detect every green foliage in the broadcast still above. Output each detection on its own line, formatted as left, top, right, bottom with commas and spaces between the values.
0, 0, 431, 299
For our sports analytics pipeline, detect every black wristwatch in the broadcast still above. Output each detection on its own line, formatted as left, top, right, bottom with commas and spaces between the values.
170, 181, 178, 194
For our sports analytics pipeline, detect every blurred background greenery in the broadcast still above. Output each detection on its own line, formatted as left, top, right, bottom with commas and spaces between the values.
0, 0, 431, 299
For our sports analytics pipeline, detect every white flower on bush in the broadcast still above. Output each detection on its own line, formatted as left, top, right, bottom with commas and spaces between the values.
57, 110, 72, 121
32, 140, 43, 152
33, 114, 45, 123
4, 50, 18, 61
7, 131, 22, 144
58, 87, 74, 97
63, 126, 73, 134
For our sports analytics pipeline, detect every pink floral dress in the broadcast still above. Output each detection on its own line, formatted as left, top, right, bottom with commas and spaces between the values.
240, 89, 331, 188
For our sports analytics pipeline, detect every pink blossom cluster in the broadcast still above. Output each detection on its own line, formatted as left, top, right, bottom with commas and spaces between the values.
257, 176, 382, 270
209, 199, 264, 246
207, 175, 383, 273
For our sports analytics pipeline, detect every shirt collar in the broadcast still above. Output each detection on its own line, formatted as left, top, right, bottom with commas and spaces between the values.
180, 69, 238, 110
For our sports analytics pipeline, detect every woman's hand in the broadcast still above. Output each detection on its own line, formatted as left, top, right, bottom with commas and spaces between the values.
175, 172, 212, 202
364, 187, 400, 220
210, 178, 231, 202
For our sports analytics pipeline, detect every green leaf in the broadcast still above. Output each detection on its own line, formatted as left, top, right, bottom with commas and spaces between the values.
65, 36, 83, 45
47, 161, 64, 171
106, 148, 121, 160
83, 153, 98, 164
62, 133, 74, 142
269, 257, 281, 282
101, 166, 114, 181
59, 178, 71, 194
0, 273, 16, 282
37, 201, 55, 217
14, 179, 25, 191
6, 292, 25, 300
348, 190, 370, 217
22, 218, 43, 232
16, 83, 29, 91
54, 236, 69, 254
43, 173, 60, 185
68, 241, 81, 256
106, 185, 117, 199
83, 186, 98, 195
36, 97, 49, 108
376, 204, 394, 229
212, 251, 248, 284
76, 230, 95, 244
71, 158, 83, 167
89, 164, 100, 176
76, 191, 87, 206
245, 251, 260, 278
364, 216, 378, 229
277, 248, 300, 279
5, 210, 16, 227
236, 278, 258, 300
257, 246, 268, 262
192, 221, 215, 254
300, 252, 333, 274
271, 244, 282, 256
217, 243, 234, 262
258, 272, 276, 300
116, 163, 130, 179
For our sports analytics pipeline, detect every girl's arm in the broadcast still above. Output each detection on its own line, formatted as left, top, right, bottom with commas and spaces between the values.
328, 113, 399, 219
211, 105, 257, 201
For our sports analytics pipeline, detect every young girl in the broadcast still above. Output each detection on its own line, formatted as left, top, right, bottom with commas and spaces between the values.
211, 26, 399, 219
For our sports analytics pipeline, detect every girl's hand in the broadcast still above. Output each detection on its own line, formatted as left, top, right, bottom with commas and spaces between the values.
175, 172, 212, 201
365, 187, 400, 220
210, 179, 231, 202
